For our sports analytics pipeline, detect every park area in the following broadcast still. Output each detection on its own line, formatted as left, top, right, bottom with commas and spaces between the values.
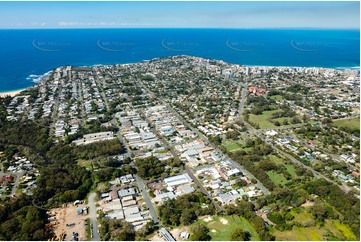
223, 139, 252, 153
333, 117, 360, 130
249, 110, 305, 129
223, 140, 243, 153
270, 207, 357, 241
188, 215, 260, 241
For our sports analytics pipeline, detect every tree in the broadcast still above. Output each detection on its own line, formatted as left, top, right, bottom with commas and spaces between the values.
235, 178, 248, 187
190, 224, 211, 241
291, 116, 301, 124
231, 227, 251, 241
180, 210, 197, 225
226, 131, 239, 140
135, 156, 165, 179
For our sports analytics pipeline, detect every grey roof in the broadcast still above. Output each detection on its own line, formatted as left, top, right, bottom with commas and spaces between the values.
117, 188, 137, 198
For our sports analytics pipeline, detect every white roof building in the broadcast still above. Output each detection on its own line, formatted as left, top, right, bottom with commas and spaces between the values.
164, 173, 193, 187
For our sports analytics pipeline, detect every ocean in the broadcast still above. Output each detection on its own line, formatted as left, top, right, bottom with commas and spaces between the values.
0, 28, 359, 92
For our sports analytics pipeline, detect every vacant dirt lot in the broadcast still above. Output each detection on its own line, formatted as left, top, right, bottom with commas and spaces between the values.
48, 202, 90, 241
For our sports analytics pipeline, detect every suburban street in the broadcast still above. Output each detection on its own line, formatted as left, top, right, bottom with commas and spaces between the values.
242, 112, 353, 194
139, 82, 271, 196
88, 192, 101, 241
237, 84, 248, 122
78, 81, 86, 127
144, 115, 222, 212
134, 174, 161, 224
234, 80, 353, 194
111, 117, 162, 224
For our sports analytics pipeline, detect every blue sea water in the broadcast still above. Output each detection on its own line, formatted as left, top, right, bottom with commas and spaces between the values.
0, 28, 359, 92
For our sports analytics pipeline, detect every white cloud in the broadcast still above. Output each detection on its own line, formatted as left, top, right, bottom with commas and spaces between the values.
58, 21, 116, 27
58, 21, 82, 26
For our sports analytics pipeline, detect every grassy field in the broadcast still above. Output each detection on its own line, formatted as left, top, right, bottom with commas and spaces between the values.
269, 155, 297, 178
223, 140, 252, 153
269, 155, 284, 165
331, 220, 357, 240
273, 219, 357, 241
266, 170, 289, 186
189, 215, 260, 241
249, 110, 279, 129
272, 226, 324, 241
334, 118, 360, 130
269, 95, 284, 101
272, 208, 357, 241
223, 141, 242, 152
285, 164, 297, 178
249, 110, 305, 129
290, 208, 314, 226
77, 159, 92, 169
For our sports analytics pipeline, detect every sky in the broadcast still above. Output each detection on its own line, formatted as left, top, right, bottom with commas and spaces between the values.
0, 1, 359, 29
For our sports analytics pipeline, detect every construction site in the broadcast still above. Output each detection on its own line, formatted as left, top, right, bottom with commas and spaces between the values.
46, 201, 90, 241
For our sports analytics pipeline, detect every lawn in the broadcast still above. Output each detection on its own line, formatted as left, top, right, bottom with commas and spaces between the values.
189, 215, 260, 241
156, 149, 169, 154
223, 140, 252, 153
249, 110, 304, 129
269, 95, 284, 101
249, 110, 280, 129
331, 220, 357, 241
266, 170, 289, 186
334, 118, 360, 130
268, 155, 298, 179
285, 164, 297, 178
224, 141, 242, 152
290, 208, 314, 226
272, 208, 357, 241
269, 155, 284, 165
273, 219, 357, 241
77, 159, 92, 170
273, 226, 324, 241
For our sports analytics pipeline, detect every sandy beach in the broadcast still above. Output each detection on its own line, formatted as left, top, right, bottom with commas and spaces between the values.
0, 89, 26, 97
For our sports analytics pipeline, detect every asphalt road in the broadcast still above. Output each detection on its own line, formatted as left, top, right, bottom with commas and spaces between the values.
245, 122, 352, 194
237, 85, 248, 121
139, 82, 271, 196
134, 174, 161, 224
145, 118, 222, 211
112, 117, 161, 225
88, 192, 101, 241
111, 118, 130, 156
164, 104, 271, 196
184, 165, 222, 211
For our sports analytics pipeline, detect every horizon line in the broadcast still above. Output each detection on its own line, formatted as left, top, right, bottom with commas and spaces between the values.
0, 27, 359, 30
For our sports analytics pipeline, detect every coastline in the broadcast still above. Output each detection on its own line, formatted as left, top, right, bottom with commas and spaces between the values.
0, 56, 358, 95
0, 88, 26, 98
